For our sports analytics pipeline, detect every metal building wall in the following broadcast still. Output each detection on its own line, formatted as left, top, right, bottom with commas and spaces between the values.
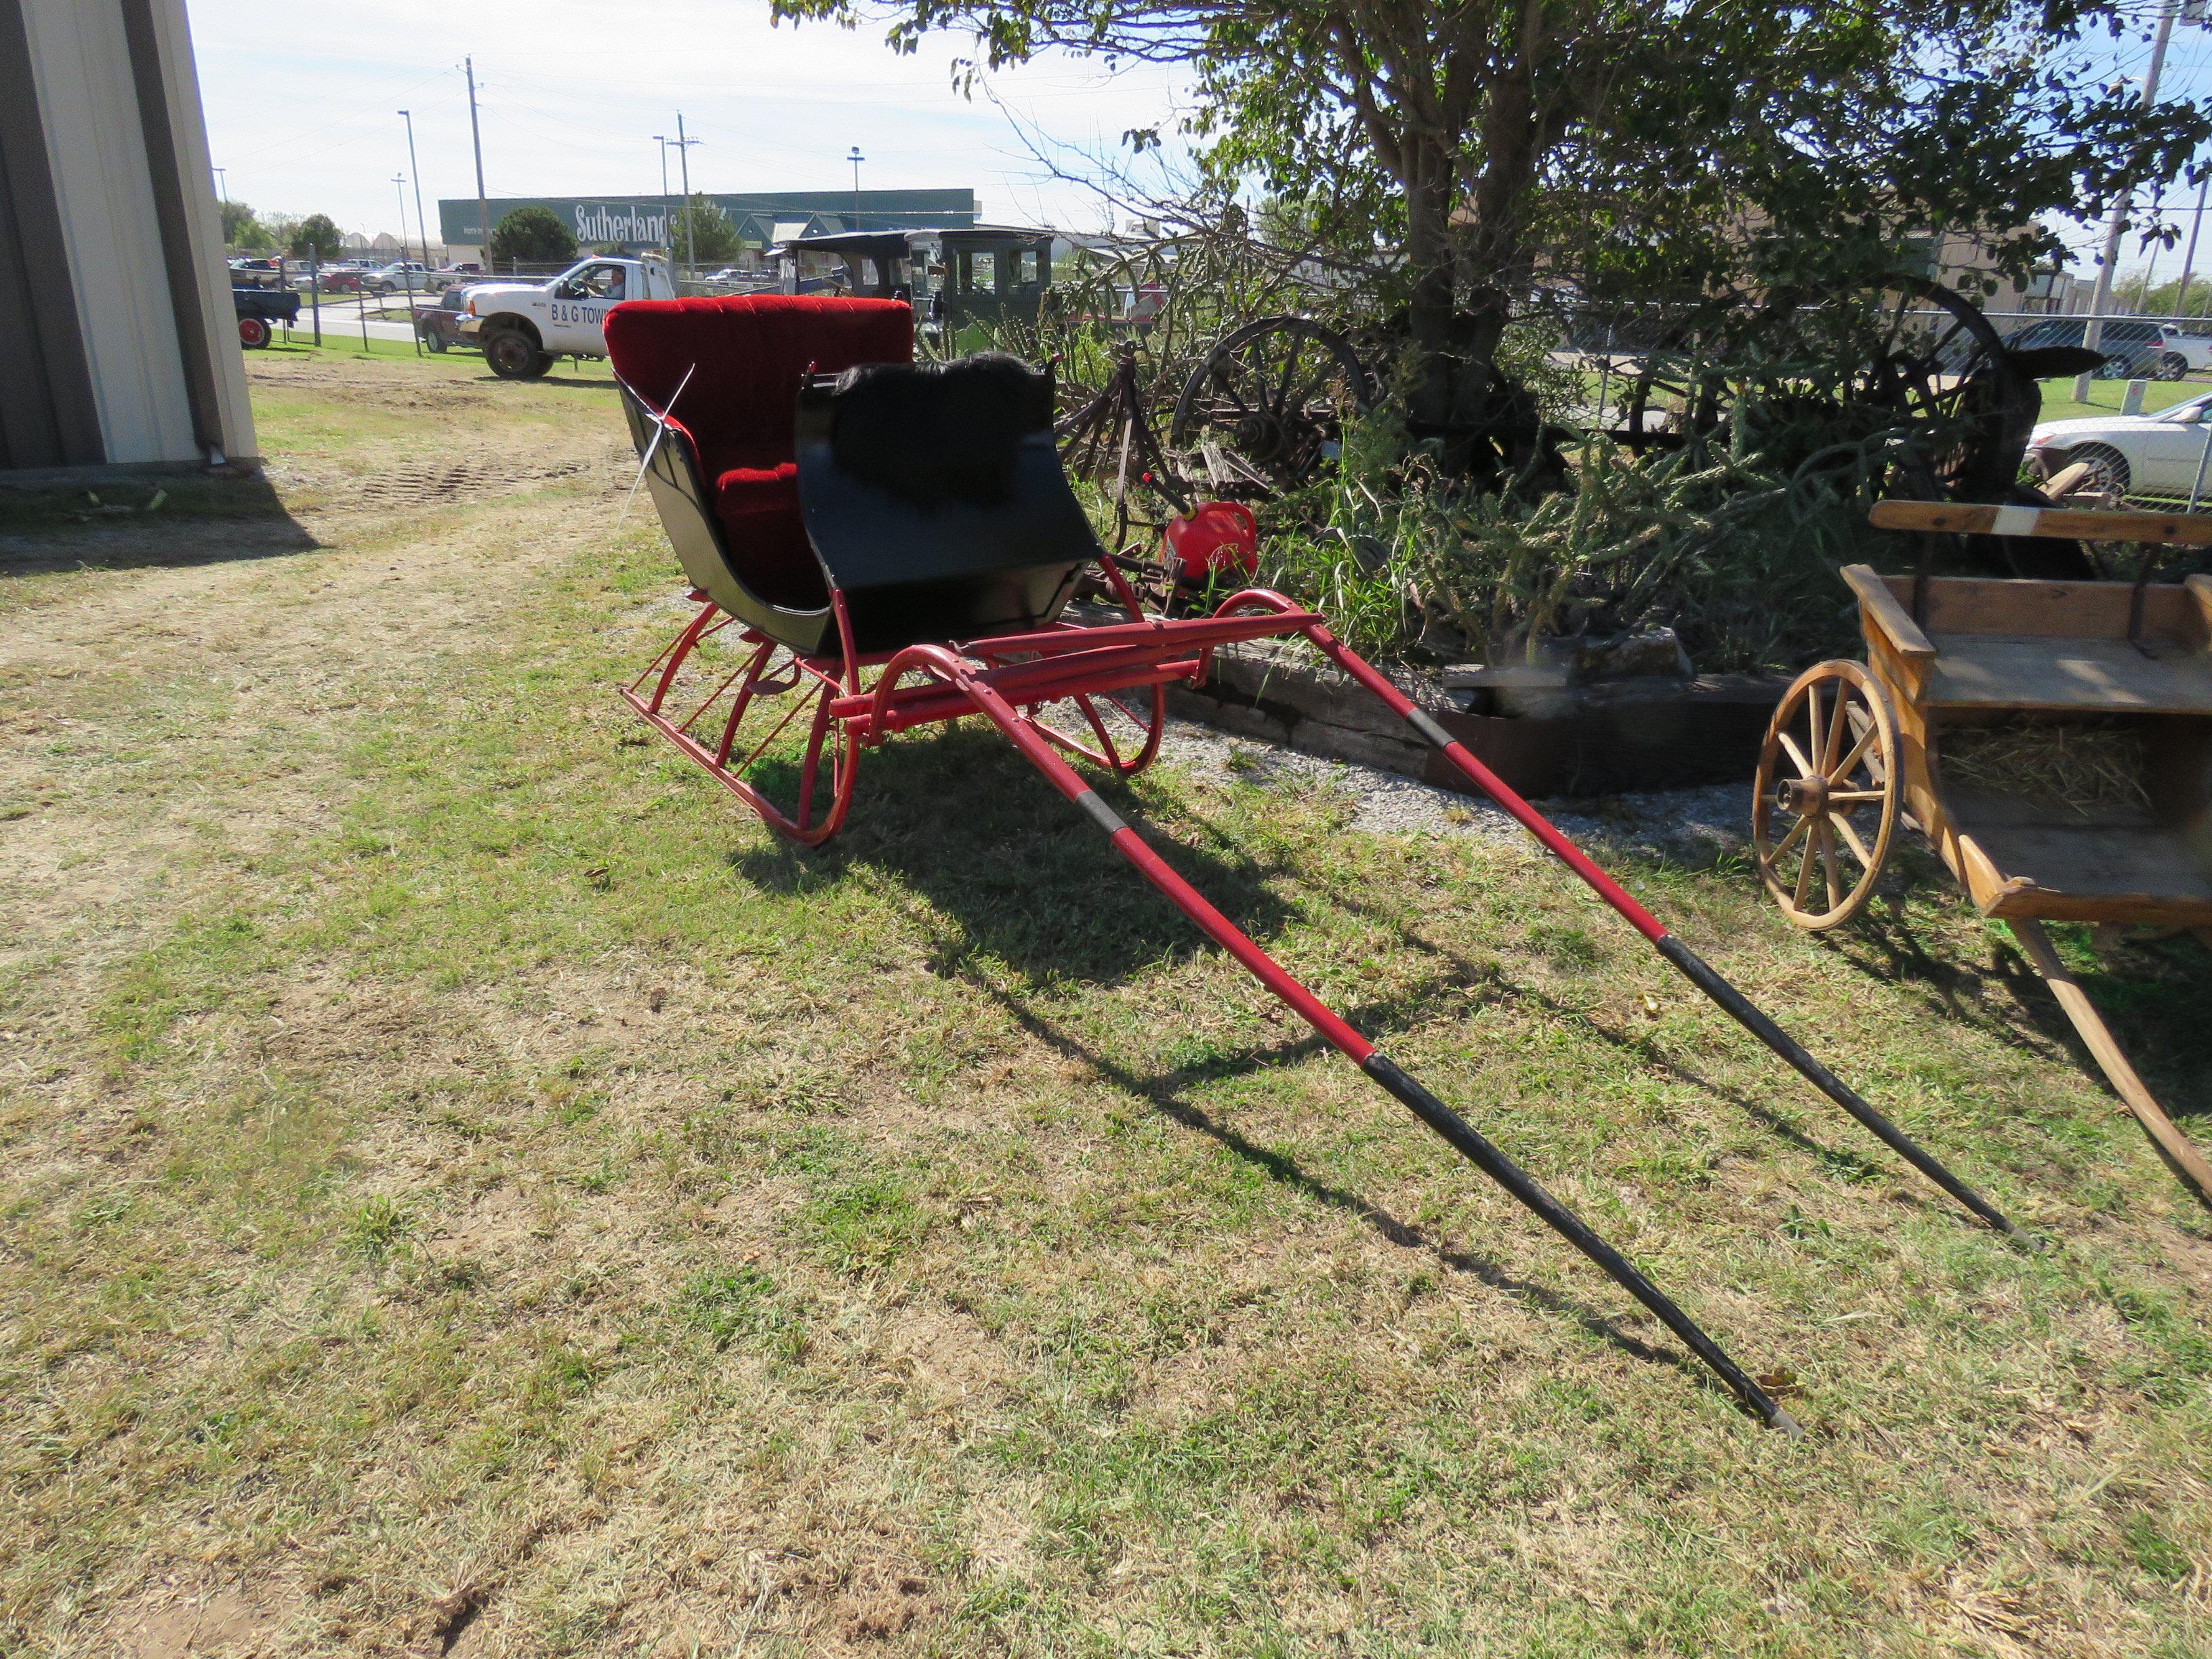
1, 0, 255, 473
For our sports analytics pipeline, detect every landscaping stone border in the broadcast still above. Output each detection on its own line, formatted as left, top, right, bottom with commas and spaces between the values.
1167, 638, 1794, 800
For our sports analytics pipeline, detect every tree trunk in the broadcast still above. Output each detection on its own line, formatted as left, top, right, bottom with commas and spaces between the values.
1401, 134, 1459, 434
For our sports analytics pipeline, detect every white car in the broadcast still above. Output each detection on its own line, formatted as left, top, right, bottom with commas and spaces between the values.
2024, 388, 2212, 497
2154, 323, 2212, 380
363, 261, 438, 295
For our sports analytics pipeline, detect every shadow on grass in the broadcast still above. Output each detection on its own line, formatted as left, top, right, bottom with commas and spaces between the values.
733, 724, 1296, 987
1156, 791, 2011, 1221
0, 472, 320, 576
467, 373, 618, 391
1834, 898, 2212, 1121
941, 941, 1744, 1409
729, 724, 1757, 1405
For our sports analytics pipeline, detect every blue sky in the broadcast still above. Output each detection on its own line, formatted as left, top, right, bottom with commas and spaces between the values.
185, 0, 1186, 243
185, 0, 2208, 278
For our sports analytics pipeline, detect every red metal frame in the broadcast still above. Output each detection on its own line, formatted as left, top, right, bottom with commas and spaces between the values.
621, 558, 2022, 1432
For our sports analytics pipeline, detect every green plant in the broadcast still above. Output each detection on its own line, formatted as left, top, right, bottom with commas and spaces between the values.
488, 206, 577, 266
287, 213, 343, 262
668, 195, 741, 266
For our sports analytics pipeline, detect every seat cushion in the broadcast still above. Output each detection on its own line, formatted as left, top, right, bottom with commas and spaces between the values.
607, 295, 913, 473
605, 295, 912, 615
713, 464, 823, 613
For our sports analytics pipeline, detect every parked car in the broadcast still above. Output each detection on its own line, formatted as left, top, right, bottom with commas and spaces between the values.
2152, 323, 2212, 380
2023, 388, 2212, 497
362, 261, 437, 295
232, 285, 300, 349
2001, 317, 2166, 380
228, 256, 287, 290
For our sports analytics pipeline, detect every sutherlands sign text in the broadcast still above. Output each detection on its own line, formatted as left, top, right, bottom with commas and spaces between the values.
438, 190, 978, 251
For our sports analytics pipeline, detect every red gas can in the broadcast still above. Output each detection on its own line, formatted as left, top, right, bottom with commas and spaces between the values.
1164, 501, 1259, 583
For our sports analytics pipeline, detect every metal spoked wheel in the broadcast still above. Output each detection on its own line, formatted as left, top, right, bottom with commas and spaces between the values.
1170, 315, 1374, 497
1753, 661, 1900, 930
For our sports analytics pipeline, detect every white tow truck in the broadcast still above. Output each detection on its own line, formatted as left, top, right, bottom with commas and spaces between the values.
459, 255, 678, 379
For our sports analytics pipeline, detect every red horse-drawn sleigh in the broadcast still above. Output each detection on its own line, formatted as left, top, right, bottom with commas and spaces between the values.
604, 293, 2020, 1433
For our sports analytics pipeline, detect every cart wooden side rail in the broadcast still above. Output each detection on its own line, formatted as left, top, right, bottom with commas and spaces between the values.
1753, 498, 2212, 1206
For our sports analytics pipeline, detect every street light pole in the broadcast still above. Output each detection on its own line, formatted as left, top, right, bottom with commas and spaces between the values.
655, 136, 672, 260
848, 145, 865, 231
398, 110, 430, 270
393, 172, 422, 356
2084, 0, 2179, 357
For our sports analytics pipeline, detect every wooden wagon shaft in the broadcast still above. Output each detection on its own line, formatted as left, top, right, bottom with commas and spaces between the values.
1870, 499, 2212, 547
2009, 920, 2212, 1210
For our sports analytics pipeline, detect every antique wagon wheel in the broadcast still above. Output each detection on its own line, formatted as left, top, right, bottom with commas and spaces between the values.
1752, 661, 1900, 930
1170, 315, 1374, 497
1854, 278, 2032, 501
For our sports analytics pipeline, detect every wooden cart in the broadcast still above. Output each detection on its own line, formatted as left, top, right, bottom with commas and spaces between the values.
1751, 499, 2212, 1203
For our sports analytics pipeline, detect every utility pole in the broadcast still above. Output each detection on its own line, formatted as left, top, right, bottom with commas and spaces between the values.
2175, 164, 2211, 321
848, 145, 864, 231
398, 109, 429, 269
674, 113, 699, 282
212, 166, 226, 202
654, 135, 672, 257
465, 58, 491, 267
2084, 0, 2179, 356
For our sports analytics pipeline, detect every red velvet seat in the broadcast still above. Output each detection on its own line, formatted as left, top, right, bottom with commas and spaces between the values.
603, 295, 914, 613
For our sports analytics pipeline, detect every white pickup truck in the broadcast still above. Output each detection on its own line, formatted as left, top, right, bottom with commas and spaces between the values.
460, 255, 678, 379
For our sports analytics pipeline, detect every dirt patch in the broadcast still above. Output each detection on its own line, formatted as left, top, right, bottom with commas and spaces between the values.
105, 1584, 290, 1658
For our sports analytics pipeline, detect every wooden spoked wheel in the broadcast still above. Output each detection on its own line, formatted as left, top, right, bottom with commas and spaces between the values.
1752, 660, 1900, 930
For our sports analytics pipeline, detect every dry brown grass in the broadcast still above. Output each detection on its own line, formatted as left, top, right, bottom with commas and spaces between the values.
0, 344, 2207, 1658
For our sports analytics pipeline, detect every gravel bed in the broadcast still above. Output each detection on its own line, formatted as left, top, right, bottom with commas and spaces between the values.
1155, 718, 1753, 863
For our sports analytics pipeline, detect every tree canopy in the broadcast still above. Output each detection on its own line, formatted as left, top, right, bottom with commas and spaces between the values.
489, 206, 578, 266
670, 195, 743, 266
219, 200, 272, 251
287, 213, 343, 262
770, 0, 2209, 427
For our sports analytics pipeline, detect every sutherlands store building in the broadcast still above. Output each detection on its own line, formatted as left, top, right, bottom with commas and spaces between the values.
437, 190, 977, 267
1, 0, 255, 475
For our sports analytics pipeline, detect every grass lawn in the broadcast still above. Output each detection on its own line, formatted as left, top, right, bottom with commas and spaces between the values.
2036, 376, 2209, 422
1, 349, 2208, 1656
